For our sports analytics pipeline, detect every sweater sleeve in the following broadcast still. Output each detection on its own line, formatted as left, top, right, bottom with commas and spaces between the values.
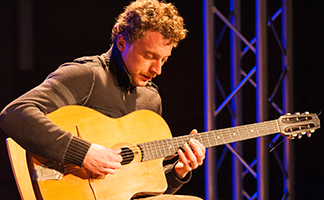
163, 156, 192, 194
0, 63, 95, 166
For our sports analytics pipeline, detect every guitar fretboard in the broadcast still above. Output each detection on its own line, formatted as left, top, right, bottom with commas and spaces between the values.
139, 119, 280, 162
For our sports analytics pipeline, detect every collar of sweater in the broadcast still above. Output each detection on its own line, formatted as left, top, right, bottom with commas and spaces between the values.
105, 44, 132, 90
102, 44, 158, 92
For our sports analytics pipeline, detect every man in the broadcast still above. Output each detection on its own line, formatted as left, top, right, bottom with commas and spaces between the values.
0, 0, 205, 199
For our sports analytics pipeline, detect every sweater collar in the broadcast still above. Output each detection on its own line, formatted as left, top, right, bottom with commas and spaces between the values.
103, 44, 132, 89
102, 44, 158, 91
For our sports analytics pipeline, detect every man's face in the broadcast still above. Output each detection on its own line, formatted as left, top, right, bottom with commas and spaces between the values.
117, 30, 174, 87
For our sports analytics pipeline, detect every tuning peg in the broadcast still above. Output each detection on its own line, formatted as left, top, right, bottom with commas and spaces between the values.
295, 112, 301, 115
298, 134, 303, 139
288, 135, 295, 140
303, 111, 310, 115
286, 113, 291, 115
307, 132, 312, 138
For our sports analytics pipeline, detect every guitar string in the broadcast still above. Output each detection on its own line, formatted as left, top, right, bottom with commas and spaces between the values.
119, 135, 228, 162
269, 137, 288, 153
119, 123, 281, 162
120, 118, 311, 161
118, 135, 198, 160
73, 120, 279, 163
85, 116, 316, 163
119, 132, 293, 162
78, 117, 316, 162
119, 127, 262, 159
119, 131, 254, 160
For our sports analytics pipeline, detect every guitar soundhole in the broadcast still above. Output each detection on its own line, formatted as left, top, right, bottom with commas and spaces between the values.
121, 147, 135, 165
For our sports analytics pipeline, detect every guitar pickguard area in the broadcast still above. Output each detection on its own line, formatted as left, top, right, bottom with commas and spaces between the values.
34, 160, 66, 181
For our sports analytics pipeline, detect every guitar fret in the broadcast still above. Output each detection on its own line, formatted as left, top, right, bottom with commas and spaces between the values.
172, 138, 179, 153
146, 143, 152, 160
210, 131, 218, 146
165, 138, 174, 155
203, 131, 216, 148
230, 127, 241, 142
263, 122, 270, 136
149, 141, 155, 159
254, 124, 259, 136
221, 129, 231, 143
197, 133, 205, 147
203, 132, 211, 147
159, 140, 165, 157
142, 143, 151, 161
228, 128, 233, 142
155, 140, 162, 158
151, 141, 156, 159
246, 124, 258, 138
184, 135, 191, 144
166, 138, 174, 155
265, 121, 274, 134
237, 125, 249, 140
141, 143, 146, 161
256, 122, 266, 136
266, 120, 280, 134
185, 135, 191, 142
214, 130, 224, 145
244, 125, 251, 139
148, 142, 154, 160
159, 140, 164, 157
161, 139, 169, 157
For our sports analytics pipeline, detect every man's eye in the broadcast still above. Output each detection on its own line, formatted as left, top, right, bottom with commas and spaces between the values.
145, 54, 153, 59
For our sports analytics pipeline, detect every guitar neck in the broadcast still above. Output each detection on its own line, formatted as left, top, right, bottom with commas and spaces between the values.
139, 119, 280, 162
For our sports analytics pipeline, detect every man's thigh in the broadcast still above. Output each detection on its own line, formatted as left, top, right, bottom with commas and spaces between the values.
135, 194, 203, 200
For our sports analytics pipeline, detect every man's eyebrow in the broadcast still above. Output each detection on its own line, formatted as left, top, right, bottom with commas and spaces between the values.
145, 50, 171, 58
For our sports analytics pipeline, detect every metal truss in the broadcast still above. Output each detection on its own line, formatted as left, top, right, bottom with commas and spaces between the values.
203, 0, 293, 199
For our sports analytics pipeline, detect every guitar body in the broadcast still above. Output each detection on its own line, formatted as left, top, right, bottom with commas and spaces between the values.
8, 106, 172, 200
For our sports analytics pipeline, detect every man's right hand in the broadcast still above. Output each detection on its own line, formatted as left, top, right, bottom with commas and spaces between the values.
83, 144, 123, 175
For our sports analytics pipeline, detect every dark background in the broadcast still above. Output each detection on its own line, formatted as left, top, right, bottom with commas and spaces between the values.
0, 0, 323, 199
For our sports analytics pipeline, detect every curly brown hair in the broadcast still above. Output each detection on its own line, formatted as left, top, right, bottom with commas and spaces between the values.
111, 0, 187, 47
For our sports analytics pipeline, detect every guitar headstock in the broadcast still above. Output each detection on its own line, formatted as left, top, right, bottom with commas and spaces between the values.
278, 112, 320, 139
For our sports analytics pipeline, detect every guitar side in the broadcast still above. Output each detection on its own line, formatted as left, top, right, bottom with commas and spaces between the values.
7, 106, 173, 200
6, 138, 37, 200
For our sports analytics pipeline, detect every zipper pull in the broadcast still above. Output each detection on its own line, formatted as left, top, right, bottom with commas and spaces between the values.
123, 92, 126, 102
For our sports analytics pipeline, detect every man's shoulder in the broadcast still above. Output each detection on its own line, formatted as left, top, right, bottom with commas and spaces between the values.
73, 55, 106, 68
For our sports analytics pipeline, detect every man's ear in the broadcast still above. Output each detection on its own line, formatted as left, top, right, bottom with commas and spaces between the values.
116, 35, 126, 52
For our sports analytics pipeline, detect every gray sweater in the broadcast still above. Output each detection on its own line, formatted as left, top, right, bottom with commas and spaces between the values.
0, 44, 190, 194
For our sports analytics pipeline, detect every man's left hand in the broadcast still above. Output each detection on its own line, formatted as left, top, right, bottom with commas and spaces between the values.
174, 129, 206, 179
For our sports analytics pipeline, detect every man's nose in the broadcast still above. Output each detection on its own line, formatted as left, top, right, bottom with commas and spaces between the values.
150, 61, 163, 76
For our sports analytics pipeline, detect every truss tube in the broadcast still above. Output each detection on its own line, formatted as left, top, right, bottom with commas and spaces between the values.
215, 66, 256, 116
213, 6, 256, 53
204, 0, 293, 199
203, 0, 217, 199
282, 0, 294, 199
18, 0, 34, 71
256, 0, 269, 200
230, 0, 243, 199
226, 144, 257, 178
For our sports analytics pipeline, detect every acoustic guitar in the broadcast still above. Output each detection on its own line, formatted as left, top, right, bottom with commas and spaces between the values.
6, 105, 320, 200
